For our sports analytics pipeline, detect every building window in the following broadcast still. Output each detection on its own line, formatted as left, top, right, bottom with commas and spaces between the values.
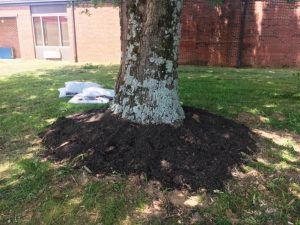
43, 16, 60, 46
33, 17, 43, 46
33, 15, 69, 47
60, 16, 69, 46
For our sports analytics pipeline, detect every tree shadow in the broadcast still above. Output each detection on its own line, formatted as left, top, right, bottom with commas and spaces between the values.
0, 61, 298, 192
0, 159, 147, 225
41, 107, 258, 192
0, 64, 118, 165
178, 66, 300, 134
1, 62, 299, 223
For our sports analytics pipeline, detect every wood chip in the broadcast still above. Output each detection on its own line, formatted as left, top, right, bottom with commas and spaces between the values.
83, 166, 92, 174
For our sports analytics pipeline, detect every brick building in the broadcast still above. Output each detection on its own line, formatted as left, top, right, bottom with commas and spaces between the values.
180, 0, 300, 67
0, 0, 300, 67
0, 0, 121, 63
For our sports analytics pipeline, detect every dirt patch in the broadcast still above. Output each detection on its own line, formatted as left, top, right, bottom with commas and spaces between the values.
236, 112, 269, 126
41, 108, 257, 191
271, 112, 286, 122
253, 129, 300, 152
236, 112, 257, 125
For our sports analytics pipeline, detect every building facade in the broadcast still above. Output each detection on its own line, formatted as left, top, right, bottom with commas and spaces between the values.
0, 0, 121, 63
1, 0, 300, 67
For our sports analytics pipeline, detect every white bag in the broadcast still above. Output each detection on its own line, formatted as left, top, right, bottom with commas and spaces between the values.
83, 82, 103, 89
58, 88, 67, 98
65, 81, 102, 94
82, 87, 115, 98
65, 81, 84, 94
68, 93, 110, 104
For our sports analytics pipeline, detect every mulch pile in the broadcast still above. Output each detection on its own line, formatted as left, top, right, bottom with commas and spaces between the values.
41, 108, 257, 191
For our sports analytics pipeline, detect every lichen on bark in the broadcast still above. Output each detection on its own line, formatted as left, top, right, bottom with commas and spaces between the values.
111, 0, 185, 125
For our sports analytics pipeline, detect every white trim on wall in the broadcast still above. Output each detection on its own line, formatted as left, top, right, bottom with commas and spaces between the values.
31, 13, 67, 17
0, 13, 18, 17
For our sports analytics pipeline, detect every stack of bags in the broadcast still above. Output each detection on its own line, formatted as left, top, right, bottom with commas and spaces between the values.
58, 81, 115, 104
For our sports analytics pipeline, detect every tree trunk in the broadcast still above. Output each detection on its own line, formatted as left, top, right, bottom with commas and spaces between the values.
111, 0, 185, 125
115, 0, 128, 93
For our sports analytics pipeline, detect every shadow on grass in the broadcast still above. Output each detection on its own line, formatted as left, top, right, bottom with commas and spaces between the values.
1, 63, 299, 187
0, 159, 147, 225
0, 64, 118, 164
1, 65, 299, 161
1, 133, 298, 225
0, 63, 299, 225
178, 66, 300, 134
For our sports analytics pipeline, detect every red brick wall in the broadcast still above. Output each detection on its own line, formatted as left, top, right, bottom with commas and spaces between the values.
2, 1, 300, 67
71, 5, 121, 64
180, 0, 243, 66
0, 6, 35, 59
243, 0, 300, 67
0, 17, 20, 58
180, 0, 300, 67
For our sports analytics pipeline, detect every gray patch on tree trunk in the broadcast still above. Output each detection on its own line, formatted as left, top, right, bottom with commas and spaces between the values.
111, 75, 184, 125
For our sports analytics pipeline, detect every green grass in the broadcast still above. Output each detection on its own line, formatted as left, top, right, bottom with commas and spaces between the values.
0, 60, 299, 225
179, 66, 300, 133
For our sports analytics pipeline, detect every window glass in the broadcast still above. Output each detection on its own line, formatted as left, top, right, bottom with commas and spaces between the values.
42, 16, 60, 46
60, 16, 69, 46
33, 17, 43, 46
32, 15, 70, 47
31, 5, 67, 14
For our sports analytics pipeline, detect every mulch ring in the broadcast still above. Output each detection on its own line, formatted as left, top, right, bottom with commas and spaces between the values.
40, 107, 258, 191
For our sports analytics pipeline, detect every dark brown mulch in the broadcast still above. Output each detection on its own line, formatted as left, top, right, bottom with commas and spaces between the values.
41, 107, 257, 191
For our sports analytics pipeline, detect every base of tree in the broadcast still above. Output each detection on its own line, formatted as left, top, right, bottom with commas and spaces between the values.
41, 108, 257, 191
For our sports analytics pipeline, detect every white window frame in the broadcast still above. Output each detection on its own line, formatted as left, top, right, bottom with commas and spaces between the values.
32, 13, 69, 48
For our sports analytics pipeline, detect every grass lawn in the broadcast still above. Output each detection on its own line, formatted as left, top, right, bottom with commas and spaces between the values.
0, 60, 299, 225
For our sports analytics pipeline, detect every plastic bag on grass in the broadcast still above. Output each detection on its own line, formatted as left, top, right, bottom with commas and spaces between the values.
65, 81, 102, 94
68, 93, 110, 104
82, 87, 115, 99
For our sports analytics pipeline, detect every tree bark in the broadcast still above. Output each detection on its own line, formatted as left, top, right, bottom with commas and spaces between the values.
111, 0, 185, 125
115, 0, 128, 93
